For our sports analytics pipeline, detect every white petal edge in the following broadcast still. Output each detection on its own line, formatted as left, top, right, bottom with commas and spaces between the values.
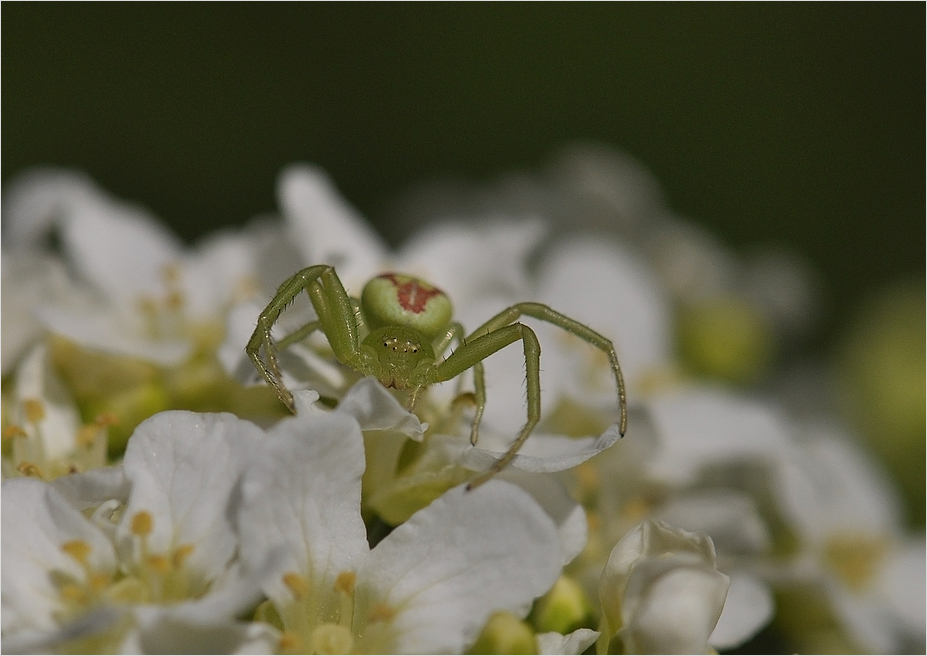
452, 424, 622, 474
709, 573, 774, 650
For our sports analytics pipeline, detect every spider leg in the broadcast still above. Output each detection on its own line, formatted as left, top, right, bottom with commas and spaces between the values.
432, 322, 487, 444
246, 265, 366, 412
468, 302, 628, 436
428, 323, 541, 489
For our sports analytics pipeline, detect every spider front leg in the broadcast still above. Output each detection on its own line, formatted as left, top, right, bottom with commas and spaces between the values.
428, 323, 541, 489
246, 265, 366, 412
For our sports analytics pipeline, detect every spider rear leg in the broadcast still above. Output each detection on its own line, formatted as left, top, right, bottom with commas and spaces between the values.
469, 302, 627, 436
429, 323, 541, 489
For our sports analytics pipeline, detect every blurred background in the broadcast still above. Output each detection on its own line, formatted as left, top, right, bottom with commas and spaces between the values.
3, 4, 924, 517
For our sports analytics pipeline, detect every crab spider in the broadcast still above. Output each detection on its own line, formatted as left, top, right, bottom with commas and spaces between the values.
247, 265, 627, 488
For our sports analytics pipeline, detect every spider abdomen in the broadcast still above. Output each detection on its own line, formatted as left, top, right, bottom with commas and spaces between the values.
361, 273, 453, 340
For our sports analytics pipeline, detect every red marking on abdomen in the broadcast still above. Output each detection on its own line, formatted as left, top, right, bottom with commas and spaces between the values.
381, 274, 443, 314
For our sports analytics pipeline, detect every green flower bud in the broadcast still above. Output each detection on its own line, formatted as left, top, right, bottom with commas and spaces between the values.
530, 575, 594, 635
470, 611, 537, 655
677, 296, 775, 385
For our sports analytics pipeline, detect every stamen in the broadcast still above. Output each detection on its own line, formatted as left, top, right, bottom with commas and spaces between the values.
76, 425, 100, 448
333, 571, 356, 596
3, 425, 28, 440
61, 540, 92, 564
146, 555, 171, 574
17, 461, 45, 478
278, 631, 302, 653
368, 602, 397, 623
22, 398, 46, 423
172, 544, 195, 568
282, 572, 309, 600
131, 511, 153, 536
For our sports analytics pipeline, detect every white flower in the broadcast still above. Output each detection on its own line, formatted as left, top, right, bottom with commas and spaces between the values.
1, 250, 73, 375
2, 344, 110, 480
773, 422, 926, 653
2, 167, 260, 366
236, 392, 566, 654
1, 408, 278, 653
597, 520, 731, 655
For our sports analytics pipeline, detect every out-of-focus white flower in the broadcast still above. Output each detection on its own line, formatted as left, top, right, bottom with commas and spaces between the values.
773, 422, 926, 653
2, 168, 261, 366
1, 409, 278, 653
597, 520, 731, 655
1, 251, 73, 375
2, 344, 111, 480
236, 391, 565, 654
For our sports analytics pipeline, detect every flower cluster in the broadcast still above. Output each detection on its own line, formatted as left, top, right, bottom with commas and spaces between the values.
2, 147, 923, 654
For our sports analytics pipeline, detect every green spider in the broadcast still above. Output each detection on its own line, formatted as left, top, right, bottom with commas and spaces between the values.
247, 265, 627, 488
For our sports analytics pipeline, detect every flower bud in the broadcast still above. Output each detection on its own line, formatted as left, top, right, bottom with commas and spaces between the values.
598, 520, 730, 654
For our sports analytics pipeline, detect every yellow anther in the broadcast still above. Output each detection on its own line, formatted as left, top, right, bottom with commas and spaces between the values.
368, 602, 397, 623
138, 296, 158, 317
334, 570, 356, 596
824, 534, 888, 591
162, 264, 182, 284
282, 572, 308, 599
146, 554, 171, 574
76, 425, 99, 448
17, 462, 45, 478
59, 583, 88, 603
95, 412, 120, 427
2, 425, 28, 440
278, 631, 302, 653
88, 572, 111, 591
166, 290, 186, 311
622, 496, 652, 523
22, 398, 46, 423
131, 511, 153, 536
172, 544, 195, 568
61, 540, 92, 564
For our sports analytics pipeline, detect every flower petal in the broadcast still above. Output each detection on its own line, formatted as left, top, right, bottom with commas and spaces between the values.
537, 628, 601, 655
452, 424, 622, 474
278, 164, 388, 289
1, 167, 101, 247
2, 478, 117, 635
118, 411, 265, 579
709, 573, 774, 650
11, 344, 81, 461
396, 217, 546, 312
61, 192, 183, 305
537, 237, 673, 396
125, 606, 280, 655
337, 377, 426, 441
355, 480, 562, 654
37, 305, 192, 365
499, 470, 589, 566
644, 386, 792, 486
237, 411, 370, 611
1, 250, 72, 374
50, 466, 130, 511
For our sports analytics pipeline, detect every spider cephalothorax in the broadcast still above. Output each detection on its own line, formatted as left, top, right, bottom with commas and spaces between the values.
247, 265, 627, 487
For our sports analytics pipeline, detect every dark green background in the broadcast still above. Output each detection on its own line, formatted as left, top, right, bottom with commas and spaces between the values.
3, 3, 924, 343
